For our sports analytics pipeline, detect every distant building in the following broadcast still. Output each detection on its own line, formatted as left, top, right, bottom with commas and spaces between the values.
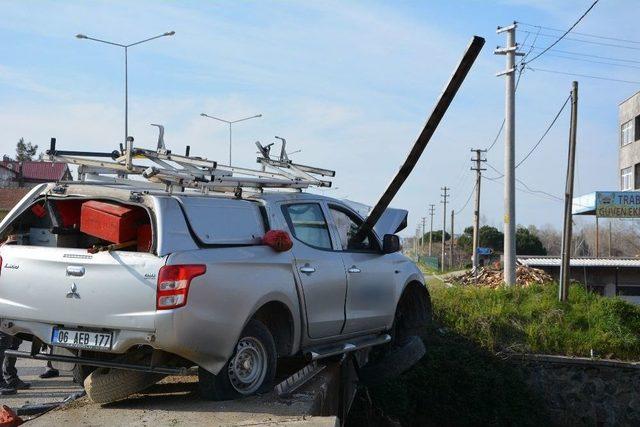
0, 187, 31, 220
618, 92, 640, 190
0, 157, 71, 188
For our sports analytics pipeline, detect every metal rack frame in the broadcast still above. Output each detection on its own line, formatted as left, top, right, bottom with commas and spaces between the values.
45, 134, 334, 196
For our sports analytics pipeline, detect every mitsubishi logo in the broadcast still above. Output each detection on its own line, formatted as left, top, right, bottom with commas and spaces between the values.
66, 283, 80, 299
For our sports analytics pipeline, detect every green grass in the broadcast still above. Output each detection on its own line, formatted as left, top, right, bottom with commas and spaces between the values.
430, 282, 640, 360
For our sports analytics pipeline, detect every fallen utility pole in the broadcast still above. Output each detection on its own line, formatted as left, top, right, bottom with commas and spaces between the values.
559, 81, 579, 302
428, 204, 435, 256
495, 22, 524, 286
471, 149, 486, 279
441, 187, 450, 272
352, 36, 485, 243
449, 209, 455, 269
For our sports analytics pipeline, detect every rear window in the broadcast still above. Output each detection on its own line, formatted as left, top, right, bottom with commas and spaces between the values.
179, 197, 265, 245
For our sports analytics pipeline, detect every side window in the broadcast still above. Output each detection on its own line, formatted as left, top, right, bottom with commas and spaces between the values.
328, 206, 376, 251
283, 203, 332, 250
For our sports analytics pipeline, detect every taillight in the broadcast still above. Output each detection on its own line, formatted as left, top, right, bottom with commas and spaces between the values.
156, 264, 206, 310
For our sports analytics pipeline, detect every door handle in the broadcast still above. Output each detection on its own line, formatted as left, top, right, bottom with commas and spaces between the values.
300, 266, 316, 274
66, 266, 85, 277
348, 266, 361, 274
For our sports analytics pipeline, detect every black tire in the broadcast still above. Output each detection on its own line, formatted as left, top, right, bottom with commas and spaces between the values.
84, 368, 165, 404
72, 364, 96, 385
199, 319, 277, 401
359, 335, 426, 387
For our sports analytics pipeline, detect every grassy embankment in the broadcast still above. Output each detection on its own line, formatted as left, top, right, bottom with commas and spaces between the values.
350, 280, 640, 426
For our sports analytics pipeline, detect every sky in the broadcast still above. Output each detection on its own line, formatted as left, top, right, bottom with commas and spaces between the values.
0, 0, 636, 236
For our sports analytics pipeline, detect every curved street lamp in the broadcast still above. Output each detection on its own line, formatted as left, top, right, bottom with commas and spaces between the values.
200, 113, 262, 165
76, 31, 176, 145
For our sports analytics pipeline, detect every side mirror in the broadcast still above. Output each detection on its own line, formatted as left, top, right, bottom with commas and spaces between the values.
262, 230, 293, 252
382, 234, 401, 254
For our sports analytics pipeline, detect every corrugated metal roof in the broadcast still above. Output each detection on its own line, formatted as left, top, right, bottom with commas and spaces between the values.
518, 256, 640, 268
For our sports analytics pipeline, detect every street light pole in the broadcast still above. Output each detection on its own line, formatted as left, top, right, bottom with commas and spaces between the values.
76, 31, 175, 145
200, 113, 262, 165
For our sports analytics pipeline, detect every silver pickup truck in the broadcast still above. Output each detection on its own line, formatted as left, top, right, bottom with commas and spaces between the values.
0, 182, 430, 402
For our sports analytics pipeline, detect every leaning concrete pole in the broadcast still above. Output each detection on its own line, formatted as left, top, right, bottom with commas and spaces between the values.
352, 36, 485, 243
559, 81, 579, 302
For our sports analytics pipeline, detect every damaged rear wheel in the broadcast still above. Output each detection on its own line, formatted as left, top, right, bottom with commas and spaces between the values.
84, 368, 165, 404
198, 319, 277, 400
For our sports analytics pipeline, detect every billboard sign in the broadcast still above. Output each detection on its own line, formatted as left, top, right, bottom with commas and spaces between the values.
595, 191, 640, 218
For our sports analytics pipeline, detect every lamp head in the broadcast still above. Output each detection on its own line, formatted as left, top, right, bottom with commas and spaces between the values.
200, 113, 207, 117
76, 34, 88, 39
164, 31, 176, 36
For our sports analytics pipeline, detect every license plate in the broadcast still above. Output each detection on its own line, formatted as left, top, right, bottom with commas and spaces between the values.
52, 328, 113, 350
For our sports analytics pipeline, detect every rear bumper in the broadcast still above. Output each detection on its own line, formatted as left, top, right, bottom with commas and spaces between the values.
0, 318, 155, 353
0, 314, 234, 375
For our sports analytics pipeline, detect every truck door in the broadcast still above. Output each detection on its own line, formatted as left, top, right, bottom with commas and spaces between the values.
327, 204, 395, 334
282, 202, 347, 338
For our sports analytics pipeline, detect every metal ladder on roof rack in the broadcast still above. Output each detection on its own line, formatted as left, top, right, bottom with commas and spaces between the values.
45, 127, 335, 196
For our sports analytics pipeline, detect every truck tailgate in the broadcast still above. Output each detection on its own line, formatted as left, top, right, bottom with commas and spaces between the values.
0, 246, 164, 331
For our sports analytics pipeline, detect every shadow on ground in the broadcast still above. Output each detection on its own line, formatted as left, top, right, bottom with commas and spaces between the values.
347, 325, 551, 427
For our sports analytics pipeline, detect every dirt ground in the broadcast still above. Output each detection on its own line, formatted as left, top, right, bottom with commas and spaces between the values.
3, 344, 339, 426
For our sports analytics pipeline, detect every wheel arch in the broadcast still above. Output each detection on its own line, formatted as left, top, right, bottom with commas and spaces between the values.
250, 300, 296, 357
395, 280, 433, 336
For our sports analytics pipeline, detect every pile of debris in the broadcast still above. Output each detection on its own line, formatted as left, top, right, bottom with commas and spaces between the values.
448, 264, 553, 288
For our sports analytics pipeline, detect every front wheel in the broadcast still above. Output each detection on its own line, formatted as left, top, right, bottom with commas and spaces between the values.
199, 319, 277, 400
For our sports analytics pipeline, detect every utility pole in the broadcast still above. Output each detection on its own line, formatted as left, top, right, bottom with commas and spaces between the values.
471, 149, 487, 278
595, 217, 599, 258
450, 209, 455, 269
495, 22, 523, 286
421, 217, 427, 253
559, 81, 579, 302
608, 220, 612, 257
428, 204, 435, 257
441, 187, 450, 271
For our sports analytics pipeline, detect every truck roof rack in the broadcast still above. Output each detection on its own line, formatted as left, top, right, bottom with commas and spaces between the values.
45, 130, 334, 196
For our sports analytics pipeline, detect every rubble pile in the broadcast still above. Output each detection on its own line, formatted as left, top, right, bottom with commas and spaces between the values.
448, 264, 553, 288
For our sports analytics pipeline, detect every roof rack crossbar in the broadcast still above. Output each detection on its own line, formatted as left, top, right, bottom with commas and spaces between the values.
48, 136, 334, 195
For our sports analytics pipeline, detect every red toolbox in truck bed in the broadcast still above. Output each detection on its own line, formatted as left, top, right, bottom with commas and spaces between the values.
80, 200, 146, 244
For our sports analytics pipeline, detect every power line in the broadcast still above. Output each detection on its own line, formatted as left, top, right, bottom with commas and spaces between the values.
520, 30, 640, 52
526, 52, 640, 71
485, 161, 562, 200
527, 66, 640, 85
515, 94, 571, 168
483, 173, 563, 203
455, 181, 477, 215
517, 21, 640, 46
519, 45, 640, 65
523, 0, 600, 65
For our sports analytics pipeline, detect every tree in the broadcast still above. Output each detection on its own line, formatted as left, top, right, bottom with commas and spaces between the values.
422, 230, 450, 242
479, 225, 503, 251
15, 138, 38, 161
516, 226, 547, 255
